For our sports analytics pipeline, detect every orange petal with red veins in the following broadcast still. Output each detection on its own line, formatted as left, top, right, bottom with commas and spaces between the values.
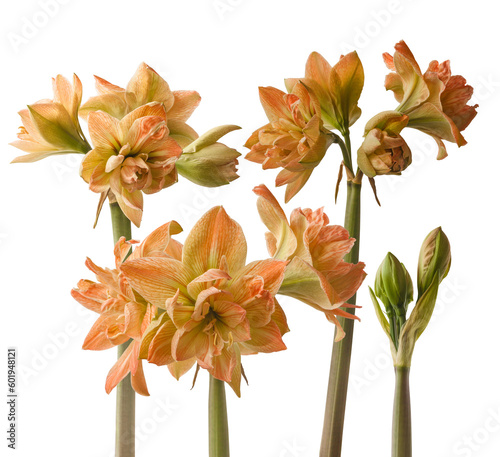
148, 320, 177, 366
105, 342, 134, 394
209, 345, 237, 383
169, 90, 201, 122
325, 261, 367, 303
240, 321, 286, 354
258, 87, 292, 122
182, 206, 247, 276
131, 359, 150, 396
121, 257, 192, 308
87, 111, 121, 150
230, 259, 287, 298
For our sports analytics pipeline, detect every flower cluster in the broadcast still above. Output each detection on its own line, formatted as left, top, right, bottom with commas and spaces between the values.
11, 63, 242, 227
357, 41, 478, 177
73, 195, 366, 395
245, 52, 365, 200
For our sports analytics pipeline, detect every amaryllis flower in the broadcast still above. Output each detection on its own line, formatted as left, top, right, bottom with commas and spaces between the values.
11, 74, 91, 163
120, 207, 289, 396
357, 111, 412, 178
383, 40, 478, 159
245, 84, 334, 202
71, 221, 183, 395
80, 62, 201, 148
284, 51, 365, 134
80, 103, 182, 227
254, 185, 366, 340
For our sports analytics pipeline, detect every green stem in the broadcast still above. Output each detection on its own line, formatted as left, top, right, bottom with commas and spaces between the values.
110, 202, 135, 457
392, 367, 412, 457
209, 376, 230, 457
320, 179, 361, 457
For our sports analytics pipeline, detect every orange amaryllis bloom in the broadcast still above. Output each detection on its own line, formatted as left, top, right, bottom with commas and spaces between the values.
383, 40, 478, 159
245, 84, 334, 202
80, 103, 182, 227
120, 207, 289, 396
11, 74, 91, 163
285, 51, 365, 134
79, 62, 201, 148
357, 111, 412, 178
254, 185, 366, 340
71, 221, 183, 395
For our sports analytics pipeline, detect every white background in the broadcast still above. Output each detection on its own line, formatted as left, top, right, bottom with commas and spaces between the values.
1, 1, 499, 456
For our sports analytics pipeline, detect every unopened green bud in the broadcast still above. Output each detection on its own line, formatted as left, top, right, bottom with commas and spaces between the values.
176, 125, 241, 187
374, 252, 413, 318
417, 227, 451, 296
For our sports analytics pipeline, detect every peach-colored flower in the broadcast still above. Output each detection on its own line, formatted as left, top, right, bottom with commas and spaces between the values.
245, 84, 334, 202
71, 221, 183, 396
254, 185, 366, 340
383, 40, 478, 159
80, 63, 201, 148
357, 111, 411, 178
80, 103, 182, 227
284, 51, 365, 134
120, 207, 289, 396
11, 74, 90, 163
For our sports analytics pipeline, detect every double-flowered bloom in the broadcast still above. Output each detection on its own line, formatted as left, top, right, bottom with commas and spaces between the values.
71, 221, 183, 395
245, 84, 333, 202
254, 185, 366, 340
382, 40, 478, 159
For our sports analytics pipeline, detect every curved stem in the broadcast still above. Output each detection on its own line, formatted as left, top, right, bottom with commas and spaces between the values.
110, 202, 135, 457
209, 376, 230, 457
392, 367, 412, 457
320, 179, 361, 457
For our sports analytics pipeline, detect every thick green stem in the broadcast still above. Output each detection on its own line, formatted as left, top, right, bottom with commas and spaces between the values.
209, 376, 230, 457
110, 202, 135, 457
392, 367, 412, 457
320, 180, 361, 457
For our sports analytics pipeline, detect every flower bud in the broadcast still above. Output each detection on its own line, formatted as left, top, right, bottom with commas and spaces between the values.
417, 227, 451, 296
176, 125, 241, 187
11, 74, 91, 163
374, 252, 413, 318
357, 111, 412, 178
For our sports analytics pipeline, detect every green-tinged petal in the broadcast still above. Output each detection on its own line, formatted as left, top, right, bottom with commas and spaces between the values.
253, 184, 297, 260
369, 287, 391, 339
278, 256, 339, 309
183, 125, 241, 153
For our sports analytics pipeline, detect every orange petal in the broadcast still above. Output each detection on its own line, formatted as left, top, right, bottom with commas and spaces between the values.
120, 257, 192, 308
182, 207, 247, 276
253, 184, 297, 260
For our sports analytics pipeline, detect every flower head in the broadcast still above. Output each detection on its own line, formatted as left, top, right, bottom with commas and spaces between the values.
120, 207, 289, 396
383, 40, 478, 159
357, 111, 411, 178
79, 63, 201, 148
11, 74, 90, 163
284, 51, 365, 134
245, 84, 333, 202
253, 185, 366, 340
71, 221, 183, 395
80, 103, 182, 227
